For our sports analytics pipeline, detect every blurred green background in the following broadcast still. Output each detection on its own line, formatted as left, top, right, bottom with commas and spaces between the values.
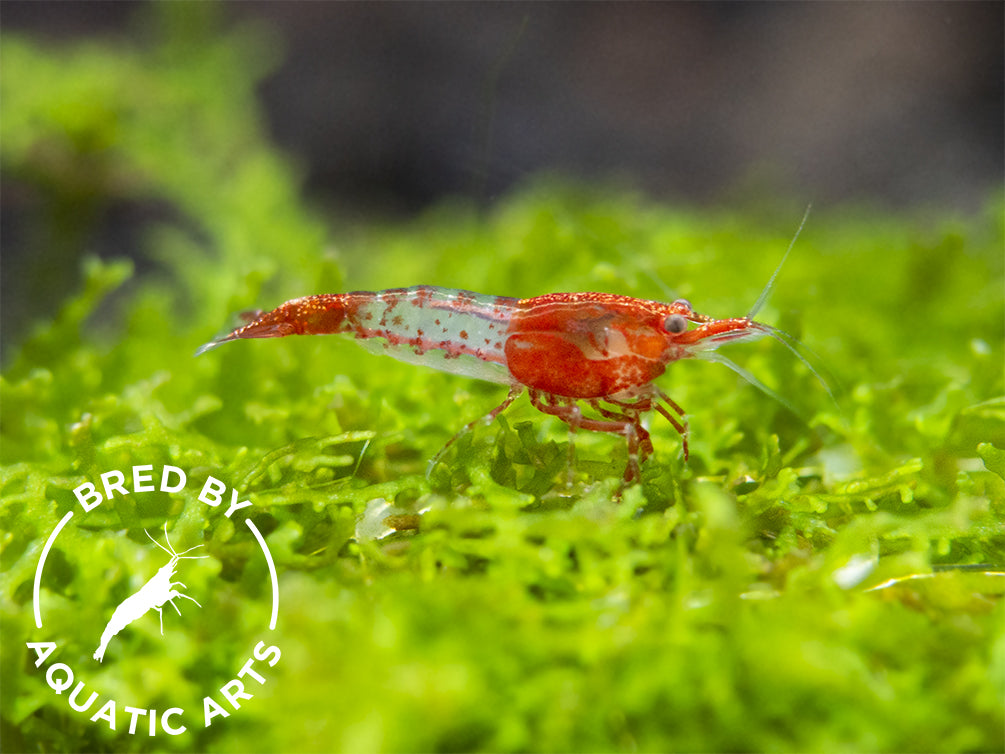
2, 4, 1003, 753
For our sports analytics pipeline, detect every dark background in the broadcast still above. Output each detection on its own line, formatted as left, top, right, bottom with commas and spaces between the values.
5, 1, 1002, 211
2, 2, 1003, 357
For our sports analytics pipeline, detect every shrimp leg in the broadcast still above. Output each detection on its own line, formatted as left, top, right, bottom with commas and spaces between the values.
527, 389, 650, 483
427, 386, 524, 477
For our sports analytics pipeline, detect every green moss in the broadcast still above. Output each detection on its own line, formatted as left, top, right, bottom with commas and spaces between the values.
2, 9, 1003, 753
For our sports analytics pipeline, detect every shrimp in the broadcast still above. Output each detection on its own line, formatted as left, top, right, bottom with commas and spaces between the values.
93, 524, 207, 663
198, 217, 823, 482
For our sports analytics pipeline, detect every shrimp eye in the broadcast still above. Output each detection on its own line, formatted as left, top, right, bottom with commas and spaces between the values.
665, 314, 688, 334
672, 298, 692, 312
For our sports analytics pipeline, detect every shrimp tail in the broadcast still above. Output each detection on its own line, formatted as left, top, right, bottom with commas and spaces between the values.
92, 589, 150, 663
196, 295, 351, 355
93, 617, 122, 662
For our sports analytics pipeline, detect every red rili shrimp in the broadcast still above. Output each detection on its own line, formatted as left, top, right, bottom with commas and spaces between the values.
199, 216, 821, 482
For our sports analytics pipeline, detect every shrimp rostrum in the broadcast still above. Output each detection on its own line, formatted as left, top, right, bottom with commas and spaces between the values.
199, 240, 822, 482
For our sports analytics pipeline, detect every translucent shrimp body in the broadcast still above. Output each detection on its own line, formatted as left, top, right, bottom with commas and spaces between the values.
199, 287, 519, 384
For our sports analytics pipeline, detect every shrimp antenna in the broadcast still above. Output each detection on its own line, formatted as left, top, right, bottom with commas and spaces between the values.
642, 266, 677, 302
697, 351, 803, 419
747, 203, 812, 320
146, 524, 175, 557
758, 323, 841, 411
144, 524, 208, 559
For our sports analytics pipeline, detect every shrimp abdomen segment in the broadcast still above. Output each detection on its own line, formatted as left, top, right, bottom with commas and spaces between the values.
200, 287, 521, 373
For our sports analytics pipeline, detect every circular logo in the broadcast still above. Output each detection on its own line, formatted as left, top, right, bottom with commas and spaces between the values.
28, 464, 282, 738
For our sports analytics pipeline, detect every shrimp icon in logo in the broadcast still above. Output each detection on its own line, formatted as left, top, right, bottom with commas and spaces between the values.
93, 524, 208, 663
